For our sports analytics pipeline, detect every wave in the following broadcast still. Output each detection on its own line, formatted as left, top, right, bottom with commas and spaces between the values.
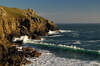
24, 41, 83, 50
13, 35, 44, 43
13, 35, 100, 57
13, 35, 29, 42
22, 37, 83, 50
47, 35, 63, 37
48, 30, 73, 35
23, 39, 100, 57
48, 30, 60, 35
59, 30, 73, 33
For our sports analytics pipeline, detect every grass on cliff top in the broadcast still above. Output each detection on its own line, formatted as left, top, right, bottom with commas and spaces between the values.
0, 5, 49, 23
0, 6, 25, 18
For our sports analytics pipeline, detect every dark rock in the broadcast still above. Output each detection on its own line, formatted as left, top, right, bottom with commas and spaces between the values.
31, 34, 41, 40
23, 47, 41, 58
14, 40, 23, 46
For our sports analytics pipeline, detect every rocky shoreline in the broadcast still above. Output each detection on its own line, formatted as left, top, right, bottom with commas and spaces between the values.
0, 6, 58, 66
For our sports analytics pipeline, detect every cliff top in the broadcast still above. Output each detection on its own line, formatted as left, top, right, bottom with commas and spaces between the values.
0, 6, 39, 18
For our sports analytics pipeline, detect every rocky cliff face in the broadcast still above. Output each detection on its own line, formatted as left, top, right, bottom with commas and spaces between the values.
0, 6, 58, 66
0, 6, 58, 41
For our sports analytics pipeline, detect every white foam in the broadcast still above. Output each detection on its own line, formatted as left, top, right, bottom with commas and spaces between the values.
59, 30, 73, 33
48, 30, 59, 35
13, 35, 45, 44
22, 37, 100, 66
58, 44, 83, 50
98, 50, 100, 53
23, 38, 83, 50
13, 35, 29, 42
24, 49, 100, 66
16, 35, 83, 50
48, 30, 73, 35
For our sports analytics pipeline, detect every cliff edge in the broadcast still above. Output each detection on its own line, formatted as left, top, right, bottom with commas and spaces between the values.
0, 6, 58, 41
0, 6, 58, 66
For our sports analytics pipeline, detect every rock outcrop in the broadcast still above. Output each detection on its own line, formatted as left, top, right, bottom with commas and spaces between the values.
0, 6, 58, 66
0, 6, 58, 41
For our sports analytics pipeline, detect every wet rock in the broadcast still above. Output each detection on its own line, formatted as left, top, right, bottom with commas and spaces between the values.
23, 47, 41, 58
14, 40, 23, 46
31, 34, 41, 40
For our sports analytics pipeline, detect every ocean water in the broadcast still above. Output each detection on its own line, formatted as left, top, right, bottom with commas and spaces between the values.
46, 24, 100, 51
22, 24, 100, 66
22, 24, 100, 60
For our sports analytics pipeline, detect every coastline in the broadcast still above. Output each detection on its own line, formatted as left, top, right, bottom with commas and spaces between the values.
0, 6, 58, 65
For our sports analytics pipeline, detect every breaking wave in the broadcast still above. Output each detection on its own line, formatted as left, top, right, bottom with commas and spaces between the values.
48, 30, 73, 35
13, 35, 45, 43
59, 30, 73, 33
23, 38, 100, 57
13, 35, 100, 58
48, 30, 60, 35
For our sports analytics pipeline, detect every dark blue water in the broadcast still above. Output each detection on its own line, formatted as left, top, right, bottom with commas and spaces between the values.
43, 24, 100, 51
25, 24, 100, 60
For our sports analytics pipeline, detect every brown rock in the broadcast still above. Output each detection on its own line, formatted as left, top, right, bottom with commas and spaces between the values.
0, 5, 58, 65
34, 51, 41, 57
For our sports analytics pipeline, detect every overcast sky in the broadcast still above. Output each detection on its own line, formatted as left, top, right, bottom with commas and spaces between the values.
0, 0, 100, 23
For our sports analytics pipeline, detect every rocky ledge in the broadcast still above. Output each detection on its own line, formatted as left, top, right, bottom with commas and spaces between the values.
0, 6, 58, 66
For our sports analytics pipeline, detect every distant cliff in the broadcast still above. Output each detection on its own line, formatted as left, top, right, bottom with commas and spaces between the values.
0, 6, 58, 41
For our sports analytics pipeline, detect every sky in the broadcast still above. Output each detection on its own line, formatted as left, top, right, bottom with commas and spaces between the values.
0, 0, 100, 23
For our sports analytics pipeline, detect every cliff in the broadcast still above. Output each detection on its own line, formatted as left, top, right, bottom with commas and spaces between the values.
0, 6, 58, 41
0, 6, 58, 66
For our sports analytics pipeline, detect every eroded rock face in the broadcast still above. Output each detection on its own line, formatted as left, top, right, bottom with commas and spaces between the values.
0, 6, 58, 66
0, 6, 58, 41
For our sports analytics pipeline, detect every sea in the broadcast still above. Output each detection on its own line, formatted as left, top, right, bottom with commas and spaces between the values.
21, 24, 100, 66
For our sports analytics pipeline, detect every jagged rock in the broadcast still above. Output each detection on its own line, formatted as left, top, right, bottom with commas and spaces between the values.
0, 7, 7, 17
0, 42, 41, 66
31, 34, 41, 40
0, 5, 58, 66
0, 6, 58, 41
23, 47, 41, 58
